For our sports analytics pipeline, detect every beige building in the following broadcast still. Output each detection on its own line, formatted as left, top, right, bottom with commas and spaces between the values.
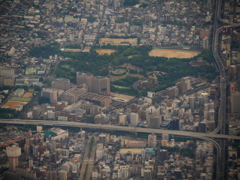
51, 78, 70, 91
91, 76, 110, 95
231, 91, 240, 113
76, 72, 110, 95
0, 66, 15, 78
60, 88, 87, 104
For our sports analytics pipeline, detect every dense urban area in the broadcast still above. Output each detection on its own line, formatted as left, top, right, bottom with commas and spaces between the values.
0, 0, 240, 179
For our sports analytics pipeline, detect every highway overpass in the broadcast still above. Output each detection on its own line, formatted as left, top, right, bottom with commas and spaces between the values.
1, 119, 240, 140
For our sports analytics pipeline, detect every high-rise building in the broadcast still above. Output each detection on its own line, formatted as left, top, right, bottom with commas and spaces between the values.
148, 134, 157, 148
47, 171, 57, 180
51, 78, 70, 91
6, 145, 21, 171
203, 37, 209, 49
76, 72, 93, 88
91, 76, 110, 95
0, 66, 15, 78
99, 134, 107, 146
162, 133, 169, 142
189, 96, 195, 110
58, 170, 67, 180
231, 91, 240, 113
149, 115, 162, 129
118, 166, 129, 179
144, 169, 152, 180
159, 149, 168, 162
76, 72, 110, 95
119, 113, 127, 125
130, 113, 139, 126
236, 65, 240, 91
41, 88, 58, 103
166, 86, 179, 98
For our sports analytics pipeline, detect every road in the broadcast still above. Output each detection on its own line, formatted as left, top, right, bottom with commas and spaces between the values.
1, 119, 240, 140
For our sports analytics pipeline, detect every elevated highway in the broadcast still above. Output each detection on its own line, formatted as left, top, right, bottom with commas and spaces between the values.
1, 119, 240, 140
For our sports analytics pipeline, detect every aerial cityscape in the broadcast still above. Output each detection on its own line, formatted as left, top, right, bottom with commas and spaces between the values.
0, 0, 240, 179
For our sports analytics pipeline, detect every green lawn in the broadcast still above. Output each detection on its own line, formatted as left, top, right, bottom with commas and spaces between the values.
113, 85, 130, 89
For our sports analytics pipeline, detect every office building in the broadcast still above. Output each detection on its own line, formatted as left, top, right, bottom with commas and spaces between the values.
0, 66, 15, 78
203, 37, 209, 49
148, 134, 157, 148
231, 91, 240, 113
76, 72, 93, 88
149, 115, 162, 129
189, 96, 195, 110
76, 72, 110, 95
166, 86, 179, 98
60, 87, 87, 104
119, 113, 127, 125
130, 113, 139, 126
118, 166, 129, 179
91, 76, 110, 95
237, 65, 240, 91
47, 171, 57, 180
51, 78, 70, 91
41, 88, 60, 103
58, 170, 67, 180
159, 149, 168, 162
162, 133, 169, 142
144, 169, 152, 180
6, 145, 21, 171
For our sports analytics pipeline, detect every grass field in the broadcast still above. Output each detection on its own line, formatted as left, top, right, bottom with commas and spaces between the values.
113, 85, 130, 89
111, 73, 143, 81
149, 49, 200, 58
96, 49, 117, 55
10, 97, 31, 102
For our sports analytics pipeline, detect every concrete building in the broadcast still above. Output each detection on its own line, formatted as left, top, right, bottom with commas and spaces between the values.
51, 78, 70, 91
148, 134, 157, 148
91, 76, 110, 95
149, 115, 162, 129
58, 170, 67, 180
119, 113, 127, 125
76, 72, 110, 95
130, 113, 139, 126
47, 171, 57, 180
60, 88, 87, 104
0, 66, 15, 78
203, 36, 209, 49
166, 86, 179, 98
144, 169, 152, 180
231, 91, 240, 113
14, 88, 25, 97
41, 88, 59, 103
6, 145, 21, 171
76, 72, 93, 89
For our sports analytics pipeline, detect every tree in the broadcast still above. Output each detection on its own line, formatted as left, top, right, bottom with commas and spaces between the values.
39, 97, 50, 104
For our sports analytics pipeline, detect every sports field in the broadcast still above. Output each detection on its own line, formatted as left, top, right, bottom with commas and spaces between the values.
23, 92, 33, 98
96, 49, 117, 55
10, 97, 31, 102
149, 49, 200, 58
2, 101, 28, 110
100, 38, 137, 45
